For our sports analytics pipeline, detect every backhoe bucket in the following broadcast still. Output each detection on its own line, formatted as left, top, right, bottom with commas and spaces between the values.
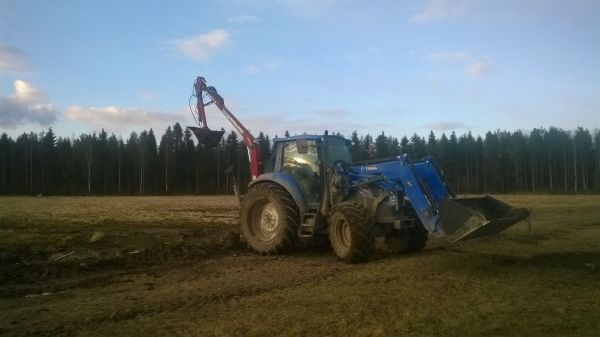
188, 126, 225, 148
438, 196, 529, 243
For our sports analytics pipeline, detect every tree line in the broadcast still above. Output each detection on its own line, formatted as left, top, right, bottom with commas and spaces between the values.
1, 124, 599, 195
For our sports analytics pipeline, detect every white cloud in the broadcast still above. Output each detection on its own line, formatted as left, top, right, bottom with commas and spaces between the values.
422, 121, 467, 131
347, 47, 383, 64
427, 50, 472, 62
313, 108, 351, 117
242, 59, 282, 75
234, 109, 387, 138
13, 80, 44, 101
411, 0, 472, 23
0, 46, 31, 74
138, 91, 160, 102
243, 65, 262, 76
197, 101, 384, 138
427, 50, 495, 78
65, 106, 183, 131
0, 80, 58, 128
227, 14, 260, 24
467, 58, 494, 77
167, 29, 230, 61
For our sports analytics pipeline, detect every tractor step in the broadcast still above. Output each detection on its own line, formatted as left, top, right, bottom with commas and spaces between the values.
298, 212, 318, 238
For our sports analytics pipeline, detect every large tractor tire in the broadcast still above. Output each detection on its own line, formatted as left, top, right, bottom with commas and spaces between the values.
328, 201, 374, 263
406, 224, 428, 252
385, 225, 428, 254
385, 208, 428, 254
240, 182, 300, 255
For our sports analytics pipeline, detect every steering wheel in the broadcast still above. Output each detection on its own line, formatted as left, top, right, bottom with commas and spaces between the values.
331, 160, 349, 175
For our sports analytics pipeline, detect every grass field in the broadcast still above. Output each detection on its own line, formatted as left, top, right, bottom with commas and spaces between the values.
1, 195, 599, 337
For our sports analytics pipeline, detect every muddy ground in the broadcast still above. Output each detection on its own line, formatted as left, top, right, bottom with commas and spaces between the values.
1, 195, 599, 337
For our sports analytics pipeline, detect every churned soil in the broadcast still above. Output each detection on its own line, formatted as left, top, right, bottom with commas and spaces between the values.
1, 195, 599, 337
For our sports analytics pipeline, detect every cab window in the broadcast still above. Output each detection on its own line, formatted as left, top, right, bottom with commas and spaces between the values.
281, 140, 320, 204
327, 137, 351, 165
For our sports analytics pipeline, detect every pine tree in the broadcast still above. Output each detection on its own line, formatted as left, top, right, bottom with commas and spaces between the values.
40, 128, 56, 194
0, 133, 12, 194
363, 134, 374, 160
426, 131, 437, 156
158, 127, 172, 194
350, 131, 364, 161
256, 131, 271, 173
375, 131, 389, 158
0, 125, 599, 195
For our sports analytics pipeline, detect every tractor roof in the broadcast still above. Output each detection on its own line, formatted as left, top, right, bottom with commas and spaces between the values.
273, 134, 350, 144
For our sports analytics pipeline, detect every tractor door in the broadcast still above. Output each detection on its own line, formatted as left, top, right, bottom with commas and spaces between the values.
280, 140, 321, 205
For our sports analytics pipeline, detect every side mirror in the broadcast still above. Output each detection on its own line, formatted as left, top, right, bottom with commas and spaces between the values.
296, 139, 308, 154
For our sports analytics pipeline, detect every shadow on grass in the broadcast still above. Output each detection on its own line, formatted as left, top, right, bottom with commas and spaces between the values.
441, 248, 600, 276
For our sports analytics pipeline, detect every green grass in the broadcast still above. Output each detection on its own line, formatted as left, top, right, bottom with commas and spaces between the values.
0, 196, 238, 249
1, 195, 599, 336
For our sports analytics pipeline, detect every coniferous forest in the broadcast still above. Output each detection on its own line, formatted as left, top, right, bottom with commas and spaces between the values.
1, 124, 599, 195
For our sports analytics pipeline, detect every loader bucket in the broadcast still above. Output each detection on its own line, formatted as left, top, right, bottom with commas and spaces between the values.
438, 196, 529, 243
188, 126, 225, 148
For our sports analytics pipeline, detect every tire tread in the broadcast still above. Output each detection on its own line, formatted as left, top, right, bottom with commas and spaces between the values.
329, 201, 374, 263
240, 182, 299, 255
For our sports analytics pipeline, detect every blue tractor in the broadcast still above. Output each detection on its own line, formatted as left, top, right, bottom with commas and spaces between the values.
189, 77, 530, 263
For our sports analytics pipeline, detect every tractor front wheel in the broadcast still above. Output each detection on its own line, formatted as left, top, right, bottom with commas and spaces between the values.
328, 201, 374, 263
385, 224, 428, 254
240, 183, 300, 254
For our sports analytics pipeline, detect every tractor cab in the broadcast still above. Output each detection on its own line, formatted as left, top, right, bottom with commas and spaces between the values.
267, 134, 351, 208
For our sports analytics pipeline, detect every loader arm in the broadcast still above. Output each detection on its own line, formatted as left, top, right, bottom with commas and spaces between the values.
192, 76, 260, 180
352, 155, 530, 242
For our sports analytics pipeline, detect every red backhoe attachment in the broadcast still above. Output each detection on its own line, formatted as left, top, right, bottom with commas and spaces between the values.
188, 76, 260, 180
188, 77, 225, 148
188, 126, 224, 149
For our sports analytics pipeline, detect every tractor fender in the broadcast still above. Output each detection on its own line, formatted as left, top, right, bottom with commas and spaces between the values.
248, 172, 307, 214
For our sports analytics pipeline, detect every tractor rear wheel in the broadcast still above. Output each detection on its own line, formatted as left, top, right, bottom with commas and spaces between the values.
328, 201, 374, 263
240, 182, 300, 255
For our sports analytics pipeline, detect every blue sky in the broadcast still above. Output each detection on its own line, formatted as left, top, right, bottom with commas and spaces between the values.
1, 0, 599, 139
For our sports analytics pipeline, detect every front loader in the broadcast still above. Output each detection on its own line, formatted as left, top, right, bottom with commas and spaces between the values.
188, 76, 530, 263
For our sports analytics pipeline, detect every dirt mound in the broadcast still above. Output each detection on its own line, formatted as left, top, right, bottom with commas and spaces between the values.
0, 227, 242, 286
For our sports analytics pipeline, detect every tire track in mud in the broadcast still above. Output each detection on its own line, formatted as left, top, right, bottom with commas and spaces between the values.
14, 253, 360, 337
0, 226, 242, 296
114, 254, 354, 316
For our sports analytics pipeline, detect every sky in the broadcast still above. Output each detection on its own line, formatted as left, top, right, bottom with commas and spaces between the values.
1, 0, 599, 140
